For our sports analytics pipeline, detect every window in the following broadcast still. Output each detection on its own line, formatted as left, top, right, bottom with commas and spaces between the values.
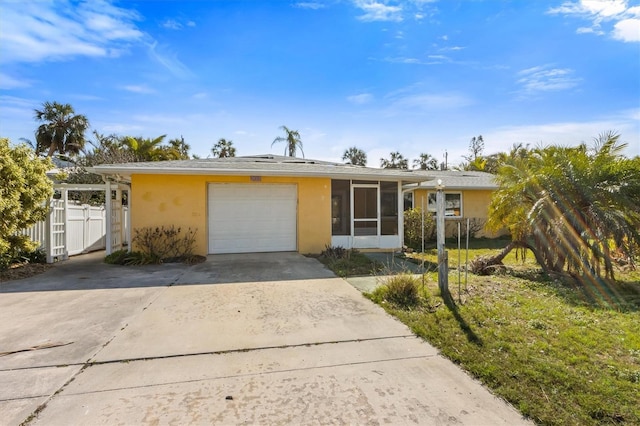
331, 180, 350, 235
380, 181, 398, 235
403, 191, 413, 211
427, 192, 462, 218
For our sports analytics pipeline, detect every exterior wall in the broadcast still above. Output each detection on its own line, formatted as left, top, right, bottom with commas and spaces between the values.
412, 188, 505, 238
130, 174, 331, 255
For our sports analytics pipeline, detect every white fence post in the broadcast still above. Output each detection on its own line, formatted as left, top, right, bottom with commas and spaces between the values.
62, 188, 69, 261
45, 199, 54, 263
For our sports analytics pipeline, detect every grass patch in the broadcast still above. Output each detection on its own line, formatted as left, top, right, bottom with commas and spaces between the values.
317, 246, 382, 277
368, 240, 640, 426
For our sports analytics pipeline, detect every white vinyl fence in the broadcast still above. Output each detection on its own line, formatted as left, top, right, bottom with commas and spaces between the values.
21, 183, 129, 263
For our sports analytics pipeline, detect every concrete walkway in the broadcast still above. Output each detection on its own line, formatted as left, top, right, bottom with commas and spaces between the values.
0, 252, 531, 425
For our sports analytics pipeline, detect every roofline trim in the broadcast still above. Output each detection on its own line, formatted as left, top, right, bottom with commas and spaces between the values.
88, 166, 432, 183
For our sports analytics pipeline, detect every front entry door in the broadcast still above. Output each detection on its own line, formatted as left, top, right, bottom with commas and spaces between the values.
352, 185, 379, 248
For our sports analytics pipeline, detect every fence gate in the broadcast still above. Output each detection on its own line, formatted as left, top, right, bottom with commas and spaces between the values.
21, 183, 130, 263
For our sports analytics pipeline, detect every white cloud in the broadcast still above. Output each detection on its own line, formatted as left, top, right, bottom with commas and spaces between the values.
483, 109, 640, 157
294, 2, 326, 9
147, 41, 193, 79
161, 17, 197, 30
100, 123, 145, 133
0, 73, 31, 89
383, 56, 423, 64
517, 65, 581, 95
388, 92, 473, 112
347, 93, 374, 104
353, 0, 403, 22
0, 0, 144, 64
548, 0, 640, 42
162, 19, 183, 30
121, 84, 155, 94
613, 17, 640, 41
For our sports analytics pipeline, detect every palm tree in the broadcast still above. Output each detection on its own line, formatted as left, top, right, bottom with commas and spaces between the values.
272, 125, 303, 157
380, 151, 408, 169
484, 143, 529, 174
478, 132, 640, 284
413, 153, 438, 170
342, 146, 367, 166
212, 138, 236, 158
167, 136, 191, 160
34, 101, 89, 157
120, 135, 167, 161
457, 156, 487, 171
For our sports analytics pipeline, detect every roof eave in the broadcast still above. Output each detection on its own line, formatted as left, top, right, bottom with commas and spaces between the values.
88, 166, 432, 183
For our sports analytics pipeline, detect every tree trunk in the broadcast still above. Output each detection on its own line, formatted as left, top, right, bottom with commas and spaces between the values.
469, 240, 550, 275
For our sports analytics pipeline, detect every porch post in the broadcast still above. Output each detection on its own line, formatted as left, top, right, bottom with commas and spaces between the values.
115, 186, 123, 252
397, 181, 404, 250
125, 186, 131, 252
105, 180, 112, 255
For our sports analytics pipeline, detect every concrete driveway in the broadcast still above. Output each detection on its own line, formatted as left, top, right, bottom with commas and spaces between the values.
0, 252, 531, 425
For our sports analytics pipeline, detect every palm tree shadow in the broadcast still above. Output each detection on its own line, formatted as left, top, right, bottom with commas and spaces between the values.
442, 290, 484, 346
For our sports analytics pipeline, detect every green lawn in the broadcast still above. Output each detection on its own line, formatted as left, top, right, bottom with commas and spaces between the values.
337, 240, 640, 425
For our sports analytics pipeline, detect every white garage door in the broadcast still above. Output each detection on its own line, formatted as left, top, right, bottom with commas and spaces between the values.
208, 184, 297, 254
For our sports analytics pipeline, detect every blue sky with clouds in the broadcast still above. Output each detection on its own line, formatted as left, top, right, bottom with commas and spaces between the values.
1, 0, 638, 166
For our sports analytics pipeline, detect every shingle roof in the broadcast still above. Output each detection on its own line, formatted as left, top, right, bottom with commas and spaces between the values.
89, 154, 431, 183
405, 170, 498, 190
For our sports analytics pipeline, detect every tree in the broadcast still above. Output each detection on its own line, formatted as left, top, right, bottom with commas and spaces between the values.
272, 125, 303, 157
464, 135, 484, 161
478, 132, 640, 284
120, 135, 167, 161
380, 151, 408, 169
0, 138, 53, 269
342, 146, 367, 166
34, 101, 89, 157
413, 153, 439, 170
166, 136, 191, 160
457, 135, 486, 170
457, 156, 487, 171
212, 138, 236, 158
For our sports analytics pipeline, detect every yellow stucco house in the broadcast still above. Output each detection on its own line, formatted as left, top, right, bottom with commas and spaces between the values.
92, 155, 434, 255
403, 170, 501, 238
91, 156, 503, 255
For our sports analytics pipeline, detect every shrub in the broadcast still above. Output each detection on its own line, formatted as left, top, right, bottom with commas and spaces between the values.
0, 246, 47, 270
319, 247, 378, 277
0, 138, 53, 270
104, 249, 131, 265
379, 273, 420, 308
20, 247, 47, 264
449, 217, 487, 239
121, 251, 161, 265
132, 226, 197, 262
104, 249, 162, 265
320, 244, 350, 260
404, 208, 435, 250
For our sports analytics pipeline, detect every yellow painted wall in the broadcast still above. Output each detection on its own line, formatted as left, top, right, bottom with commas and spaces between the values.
413, 188, 505, 238
130, 174, 331, 255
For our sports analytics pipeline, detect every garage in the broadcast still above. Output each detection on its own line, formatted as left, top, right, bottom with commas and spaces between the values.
208, 183, 297, 254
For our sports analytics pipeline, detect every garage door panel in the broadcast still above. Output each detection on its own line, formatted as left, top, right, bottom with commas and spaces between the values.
208, 184, 297, 254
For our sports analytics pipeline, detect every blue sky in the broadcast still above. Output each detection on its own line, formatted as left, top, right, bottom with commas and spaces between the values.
1, 0, 639, 166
